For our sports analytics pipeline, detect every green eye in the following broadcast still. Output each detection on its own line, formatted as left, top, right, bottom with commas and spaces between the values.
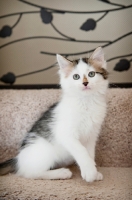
88, 71, 95, 77
73, 74, 80, 80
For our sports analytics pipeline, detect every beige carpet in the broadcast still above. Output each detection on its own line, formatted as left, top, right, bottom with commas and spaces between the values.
0, 89, 132, 199
0, 166, 132, 200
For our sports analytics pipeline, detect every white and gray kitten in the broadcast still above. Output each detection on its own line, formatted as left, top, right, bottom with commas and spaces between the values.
0, 47, 108, 182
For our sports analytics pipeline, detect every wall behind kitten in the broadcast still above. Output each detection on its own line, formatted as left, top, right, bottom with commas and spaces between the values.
0, 0, 132, 86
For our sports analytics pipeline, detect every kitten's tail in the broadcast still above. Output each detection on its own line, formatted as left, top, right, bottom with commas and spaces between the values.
0, 158, 17, 175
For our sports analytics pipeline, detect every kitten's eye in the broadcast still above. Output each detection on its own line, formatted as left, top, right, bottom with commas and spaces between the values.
73, 74, 80, 80
88, 71, 95, 77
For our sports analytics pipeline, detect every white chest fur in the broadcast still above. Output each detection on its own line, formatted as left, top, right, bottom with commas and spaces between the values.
54, 92, 107, 142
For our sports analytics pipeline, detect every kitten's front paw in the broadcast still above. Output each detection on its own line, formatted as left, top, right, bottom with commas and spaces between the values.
81, 165, 97, 183
96, 171, 103, 181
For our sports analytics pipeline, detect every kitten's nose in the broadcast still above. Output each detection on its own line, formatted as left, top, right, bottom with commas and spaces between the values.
83, 82, 88, 86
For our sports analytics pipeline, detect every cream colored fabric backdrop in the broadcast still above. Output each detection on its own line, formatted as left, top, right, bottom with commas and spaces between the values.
0, 0, 132, 85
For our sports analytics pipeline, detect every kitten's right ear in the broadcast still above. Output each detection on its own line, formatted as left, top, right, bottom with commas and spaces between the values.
90, 47, 104, 62
57, 54, 73, 76
89, 47, 106, 69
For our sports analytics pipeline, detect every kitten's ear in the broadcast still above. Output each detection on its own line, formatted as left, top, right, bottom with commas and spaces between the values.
57, 54, 73, 76
90, 47, 106, 69
57, 54, 72, 68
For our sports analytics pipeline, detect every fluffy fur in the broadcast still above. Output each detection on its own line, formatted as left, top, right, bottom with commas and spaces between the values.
0, 47, 108, 182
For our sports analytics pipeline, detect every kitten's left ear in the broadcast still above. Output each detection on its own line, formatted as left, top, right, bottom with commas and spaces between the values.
57, 54, 73, 76
90, 47, 106, 69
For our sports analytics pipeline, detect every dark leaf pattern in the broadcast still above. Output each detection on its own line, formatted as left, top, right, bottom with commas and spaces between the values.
0, 72, 16, 84
114, 59, 130, 71
80, 19, 96, 31
40, 8, 53, 24
99, 0, 109, 2
0, 26, 12, 38
0, 1, 131, 85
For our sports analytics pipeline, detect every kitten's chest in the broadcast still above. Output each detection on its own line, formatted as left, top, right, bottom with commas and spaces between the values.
57, 96, 106, 136
77, 106, 94, 132
74, 98, 106, 133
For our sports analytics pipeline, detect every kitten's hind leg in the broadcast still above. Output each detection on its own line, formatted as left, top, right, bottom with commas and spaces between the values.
17, 136, 72, 179
37, 168, 72, 180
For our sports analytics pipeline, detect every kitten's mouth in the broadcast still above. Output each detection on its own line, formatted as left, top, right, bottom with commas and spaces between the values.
82, 86, 91, 90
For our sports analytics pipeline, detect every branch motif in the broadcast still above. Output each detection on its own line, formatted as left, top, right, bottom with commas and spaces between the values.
98, 0, 125, 8
0, 0, 131, 84
11, 13, 22, 28
18, 0, 131, 14
40, 32, 132, 56
51, 22, 75, 40
0, 37, 111, 49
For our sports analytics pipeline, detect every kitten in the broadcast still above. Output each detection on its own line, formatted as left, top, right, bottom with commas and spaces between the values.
0, 47, 108, 182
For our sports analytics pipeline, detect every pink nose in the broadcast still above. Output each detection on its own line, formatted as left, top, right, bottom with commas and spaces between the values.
83, 82, 88, 86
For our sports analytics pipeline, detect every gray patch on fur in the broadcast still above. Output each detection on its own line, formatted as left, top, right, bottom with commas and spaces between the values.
0, 158, 17, 175
21, 103, 58, 148
82, 57, 89, 63
21, 132, 39, 149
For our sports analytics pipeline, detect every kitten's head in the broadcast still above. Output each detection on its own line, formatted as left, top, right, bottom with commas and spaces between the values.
57, 47, 108, 95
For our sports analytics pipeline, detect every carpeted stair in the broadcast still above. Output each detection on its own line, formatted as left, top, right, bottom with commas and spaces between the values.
0, 89, 132, 200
